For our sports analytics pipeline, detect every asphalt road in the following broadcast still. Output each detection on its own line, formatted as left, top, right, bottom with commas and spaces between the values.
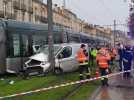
93, 71, 134, 100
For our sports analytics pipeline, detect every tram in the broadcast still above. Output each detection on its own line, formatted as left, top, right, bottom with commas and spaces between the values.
0, 19, 107, 74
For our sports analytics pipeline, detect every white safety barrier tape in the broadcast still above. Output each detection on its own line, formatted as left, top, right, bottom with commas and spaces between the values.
0, 69, 134, 99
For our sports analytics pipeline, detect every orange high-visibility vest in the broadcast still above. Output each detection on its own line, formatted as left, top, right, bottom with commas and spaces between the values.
96, 54, 110, 68
77, 48, 87, 63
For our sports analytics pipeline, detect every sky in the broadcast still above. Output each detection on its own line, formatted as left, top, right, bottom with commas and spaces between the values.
43, 0, 131, 31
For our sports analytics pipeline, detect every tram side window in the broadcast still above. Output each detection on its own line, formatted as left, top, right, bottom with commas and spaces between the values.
62, 32, 68, 43
32, 35, 48, 53
32, 35, 48, 46
54, 33, 62, 44
69, 34, 80, 43
21, 35, 29, 56
12, 34, 20, 57
81, 36, 91, 43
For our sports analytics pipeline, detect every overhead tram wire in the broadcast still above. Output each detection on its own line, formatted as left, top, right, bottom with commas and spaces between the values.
101, 23, 128, 27
101, 23, 128, 31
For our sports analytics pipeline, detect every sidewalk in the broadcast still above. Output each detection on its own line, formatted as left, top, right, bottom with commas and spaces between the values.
91, 71, 134, 100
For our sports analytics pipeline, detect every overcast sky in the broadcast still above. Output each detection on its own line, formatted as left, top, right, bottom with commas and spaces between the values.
44, 0, 131, 31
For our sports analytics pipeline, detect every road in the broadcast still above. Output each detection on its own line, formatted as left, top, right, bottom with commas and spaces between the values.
93, 71, 134, 100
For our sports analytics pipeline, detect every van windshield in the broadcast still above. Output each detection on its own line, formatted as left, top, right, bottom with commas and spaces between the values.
40, 45, 61, 55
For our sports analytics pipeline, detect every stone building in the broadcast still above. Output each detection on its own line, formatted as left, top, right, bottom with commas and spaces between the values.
0, 0, 113, 42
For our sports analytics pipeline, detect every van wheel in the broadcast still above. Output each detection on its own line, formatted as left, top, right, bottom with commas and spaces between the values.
54, 68, 63, 75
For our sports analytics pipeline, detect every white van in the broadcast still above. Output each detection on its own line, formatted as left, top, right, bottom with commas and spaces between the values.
24, 43, 89, 75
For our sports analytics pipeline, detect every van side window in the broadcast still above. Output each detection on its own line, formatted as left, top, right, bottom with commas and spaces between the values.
58, 46, 72, 59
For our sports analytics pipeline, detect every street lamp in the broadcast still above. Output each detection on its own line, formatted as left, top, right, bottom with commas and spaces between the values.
47, 0, 55, 72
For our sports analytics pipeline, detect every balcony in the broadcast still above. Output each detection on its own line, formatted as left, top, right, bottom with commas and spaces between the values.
20, 4, 27, 11
13, 1, 20, 9
0, 11, 15, 19
0, 11, 4, 18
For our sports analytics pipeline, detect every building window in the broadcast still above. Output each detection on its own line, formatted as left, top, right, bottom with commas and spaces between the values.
29, 13, 32, 22
22, 11, 25, 21
14, 9, 18, 19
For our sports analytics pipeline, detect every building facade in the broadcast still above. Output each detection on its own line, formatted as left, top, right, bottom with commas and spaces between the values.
0, 0, 113, 43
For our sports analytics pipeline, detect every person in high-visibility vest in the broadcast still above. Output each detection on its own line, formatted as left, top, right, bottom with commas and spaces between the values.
77, 44, 90, 80
89, 48, 97, 68
96, 47, 111, 86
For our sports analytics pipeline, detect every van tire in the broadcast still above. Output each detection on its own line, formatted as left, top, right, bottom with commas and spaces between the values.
54, 68, 63, 75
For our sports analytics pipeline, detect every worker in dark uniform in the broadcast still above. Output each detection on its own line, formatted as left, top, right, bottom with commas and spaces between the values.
123, 46, 133, 78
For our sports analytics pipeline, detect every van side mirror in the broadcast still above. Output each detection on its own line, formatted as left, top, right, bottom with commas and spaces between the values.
32, 45, 40, 53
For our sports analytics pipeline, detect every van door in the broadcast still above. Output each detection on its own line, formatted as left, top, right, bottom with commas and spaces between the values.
57, 46, 74, 72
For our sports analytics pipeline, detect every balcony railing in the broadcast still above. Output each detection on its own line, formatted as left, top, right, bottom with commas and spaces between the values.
13, 1, 20, 9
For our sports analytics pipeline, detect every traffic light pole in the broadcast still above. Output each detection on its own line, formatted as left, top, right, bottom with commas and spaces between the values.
47, 0, 55, 72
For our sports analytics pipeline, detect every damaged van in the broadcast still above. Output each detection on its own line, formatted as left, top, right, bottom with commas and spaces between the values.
24, 43, 89, 75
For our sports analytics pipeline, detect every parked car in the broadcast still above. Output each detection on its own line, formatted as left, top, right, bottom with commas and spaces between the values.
24, 43, 89, 75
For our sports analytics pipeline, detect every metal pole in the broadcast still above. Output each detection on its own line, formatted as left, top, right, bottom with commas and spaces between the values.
114, 20, 116, 47
47, 0, 55, 72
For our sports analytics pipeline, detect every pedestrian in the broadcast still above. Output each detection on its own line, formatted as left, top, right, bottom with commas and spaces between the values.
131, 46, 134, 77
123, 46, 133, 78
108, 47, 117, 73
118, 44, 124, 71
89, 47, 97, 69
77, 44, 90, 80
96, 47, 111, 86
